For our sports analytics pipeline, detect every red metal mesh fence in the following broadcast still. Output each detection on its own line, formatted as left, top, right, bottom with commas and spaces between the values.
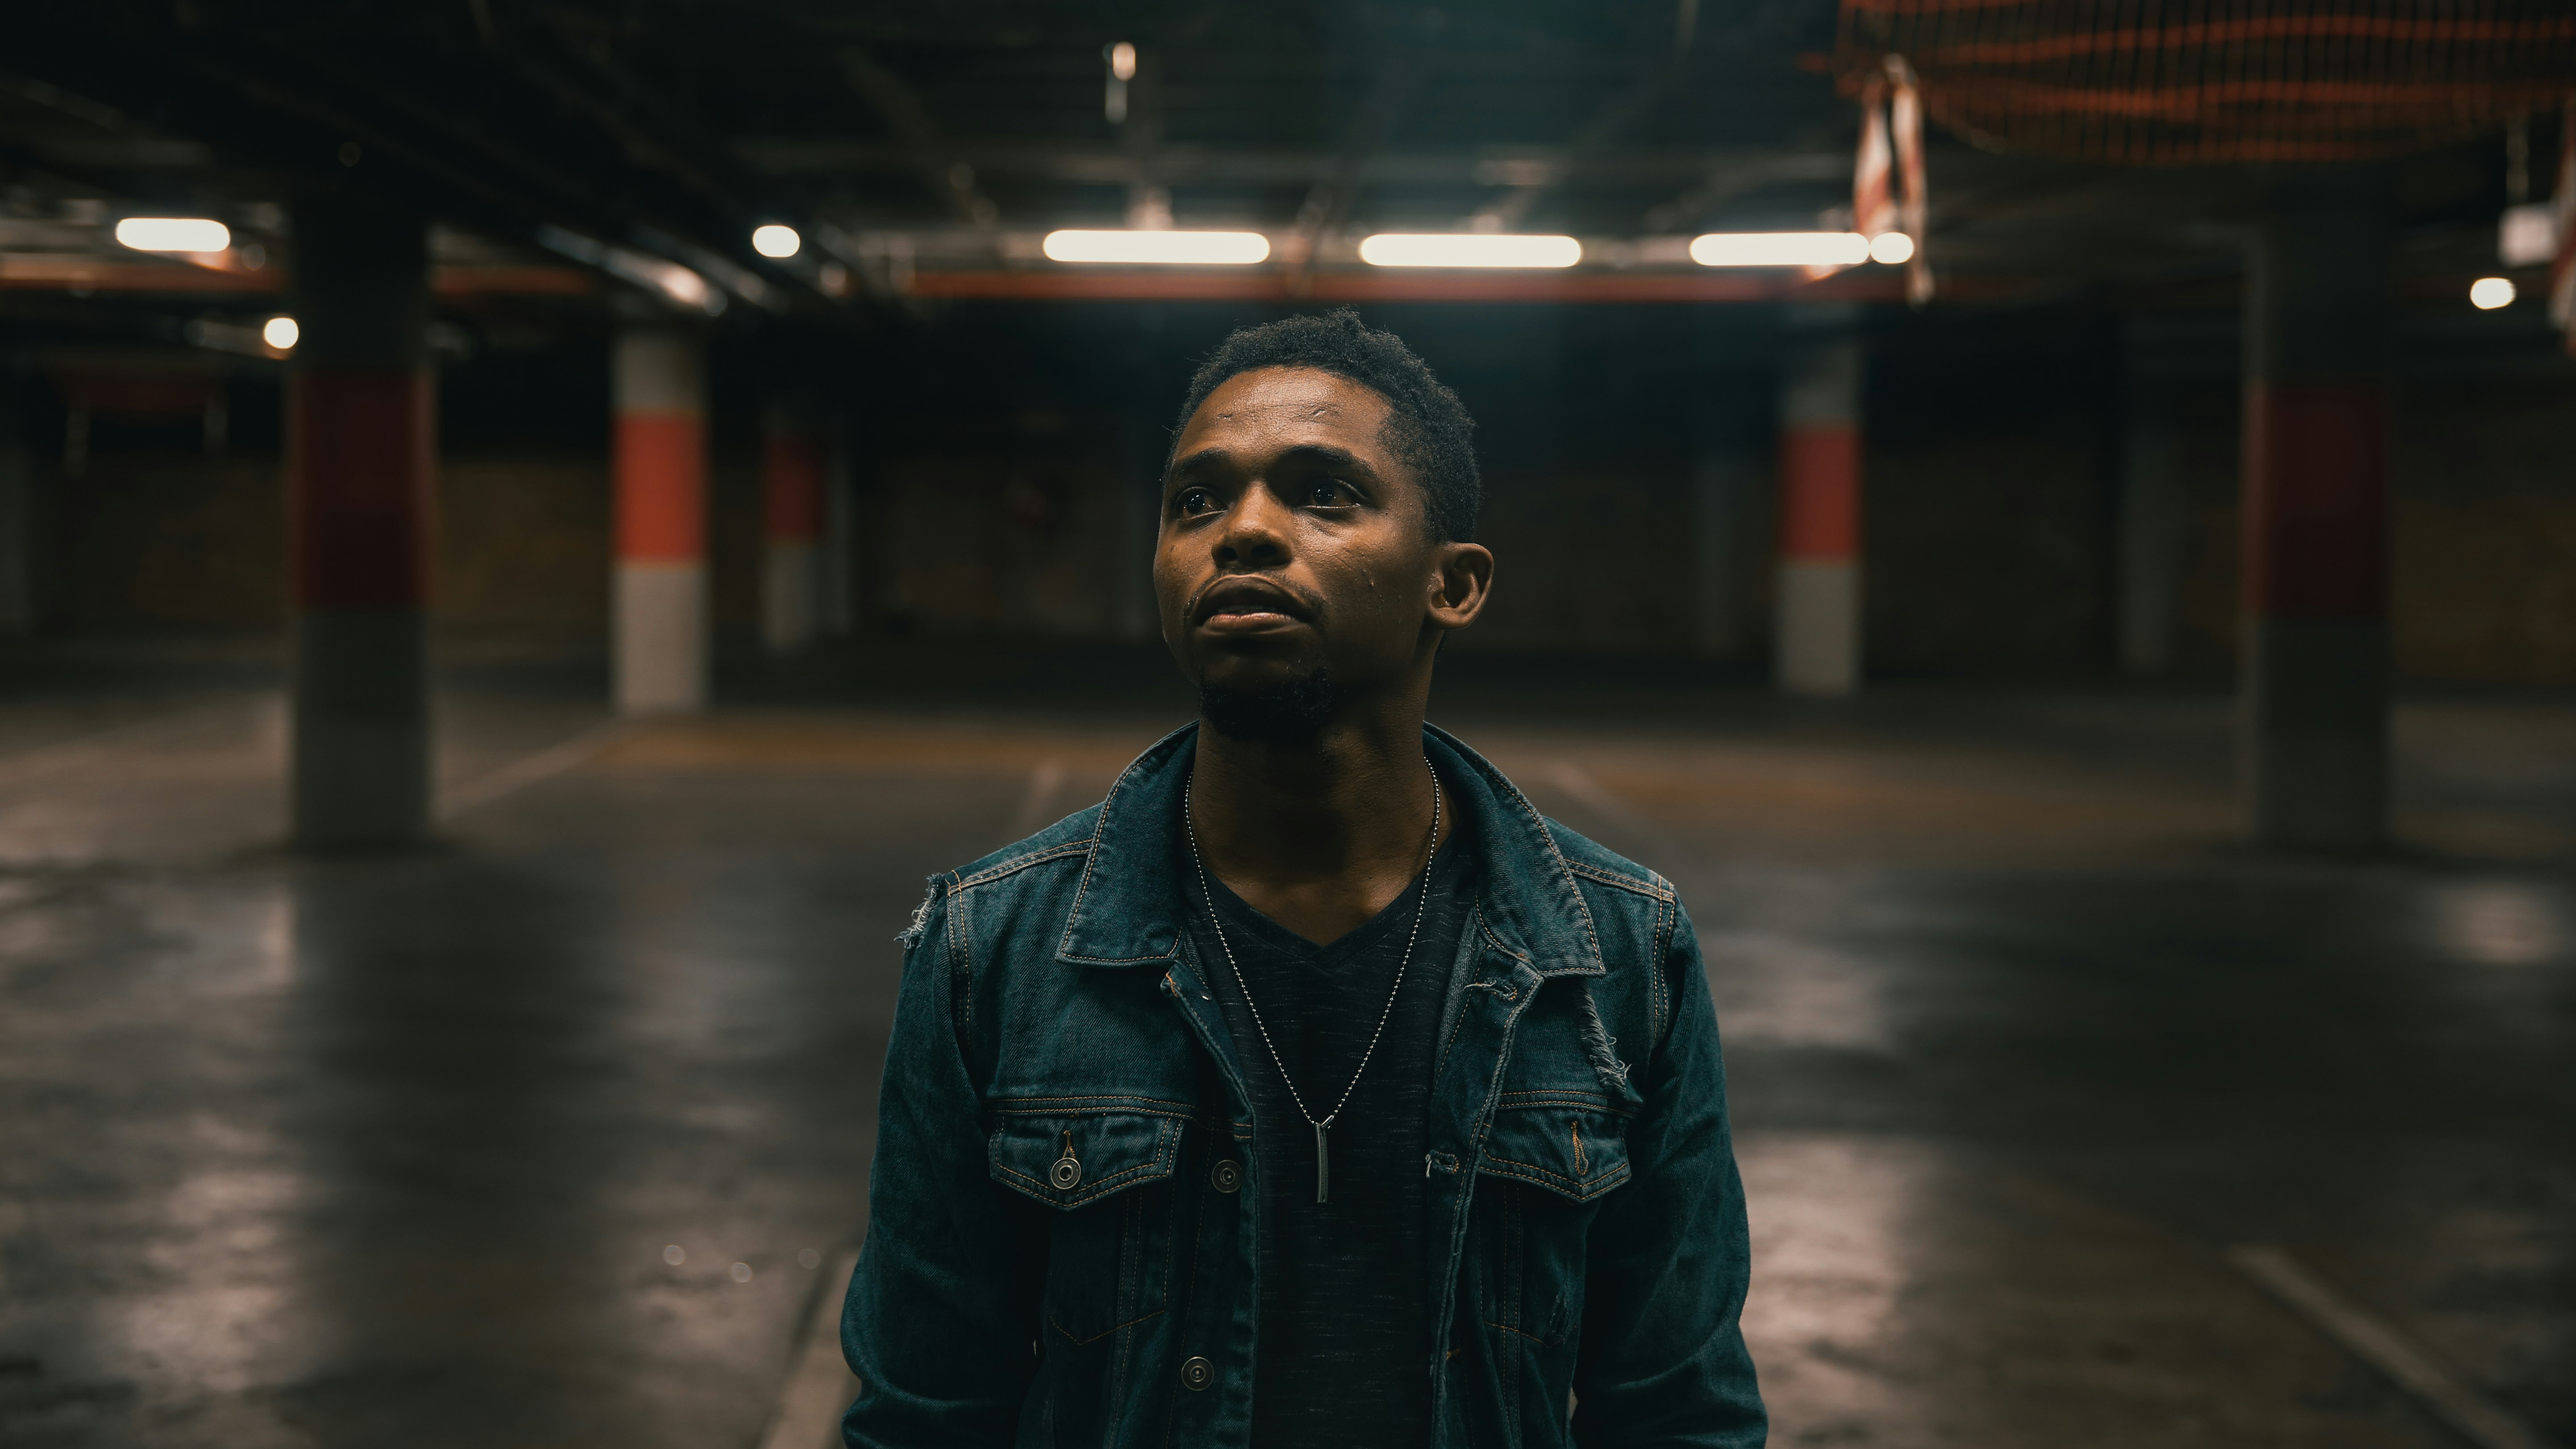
1835, 1, 2576, 164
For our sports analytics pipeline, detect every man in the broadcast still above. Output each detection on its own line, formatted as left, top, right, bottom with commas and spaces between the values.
843, 310, 1764, 1448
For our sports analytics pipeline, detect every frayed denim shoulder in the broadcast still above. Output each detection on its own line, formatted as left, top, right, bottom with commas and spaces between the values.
897, 875, 949, 946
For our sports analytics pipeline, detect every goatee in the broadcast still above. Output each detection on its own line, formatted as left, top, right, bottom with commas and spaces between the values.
1199, 668, 1338, 743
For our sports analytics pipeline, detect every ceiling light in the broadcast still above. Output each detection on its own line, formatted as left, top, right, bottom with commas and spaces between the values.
2469, 276, 2517, 310
1866, 231, 1916, 265
1357, 233, 1582, 268
1042, 229, 1270, 265
114, 216, 232, 253
1109, 42, 1137, 82
262, 316, 299, 351
1689, 232, 1870, 268
751, 224, 801, 259
2499, 204, 2556, 267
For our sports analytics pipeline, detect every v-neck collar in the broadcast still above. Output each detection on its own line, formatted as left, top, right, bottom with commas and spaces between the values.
1194, 832, 1468, 966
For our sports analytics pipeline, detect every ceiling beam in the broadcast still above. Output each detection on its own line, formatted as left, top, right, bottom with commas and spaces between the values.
1641, 152, 1850, 232
734, 137, 1820, 191
1284, 57, 1411, 279
839, 49, 1000, 228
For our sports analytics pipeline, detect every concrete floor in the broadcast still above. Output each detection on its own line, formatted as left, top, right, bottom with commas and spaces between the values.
0, 644, 2570, 1448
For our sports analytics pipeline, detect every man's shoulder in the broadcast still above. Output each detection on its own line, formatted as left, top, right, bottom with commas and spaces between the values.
1529, 814, 1675, 906
941, 804, 1104, 891
899, 806, 1104, 952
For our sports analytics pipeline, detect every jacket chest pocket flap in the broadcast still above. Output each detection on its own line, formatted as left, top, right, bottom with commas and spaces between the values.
1476, 1093, 1634, 1202
989, 1107, 1183, 1208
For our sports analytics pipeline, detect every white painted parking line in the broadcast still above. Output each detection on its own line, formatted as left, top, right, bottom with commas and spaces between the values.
1546, 761, 1651, 835
758, 1246, 862, 1449
0, 699, 255, 784
1001, 756, 1067, 844
1543, 760, 1700, 873
438, 720, 629, 818
2229, 1244, 2563, 1449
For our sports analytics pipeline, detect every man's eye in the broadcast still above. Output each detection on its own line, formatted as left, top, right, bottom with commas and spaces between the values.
1176, 487, 1218, 515
1309, 480, 1351, 506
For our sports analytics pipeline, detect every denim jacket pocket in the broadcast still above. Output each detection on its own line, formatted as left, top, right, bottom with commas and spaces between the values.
1477, 1093, 1635, 1202
988, 1106, 1184, 1208
988, 1104, 1186, 1354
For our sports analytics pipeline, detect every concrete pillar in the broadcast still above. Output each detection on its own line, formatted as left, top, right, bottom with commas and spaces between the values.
761, 401, 824, 655
1687, 308, 1771, 660
0, 364, 33, 635
287, 188, 434, 848
2241, 169, 2392, 848
1120, 404, 1165, 642
2118, 372, 2187, 676
1775, 334, 1864, 695
820, 411, 856, 639
1119, 312, 1170, 644
613, 326, 708, 714
1690, 444, 1761, 658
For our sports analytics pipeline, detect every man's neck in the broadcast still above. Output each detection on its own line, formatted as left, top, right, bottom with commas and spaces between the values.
1187, 702, 1450, 947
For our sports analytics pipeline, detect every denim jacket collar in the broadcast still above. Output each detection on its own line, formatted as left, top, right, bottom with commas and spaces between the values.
1054, 719, 1606, 980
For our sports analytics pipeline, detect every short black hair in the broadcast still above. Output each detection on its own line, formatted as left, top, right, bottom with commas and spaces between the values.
1169, 309, 1481, 542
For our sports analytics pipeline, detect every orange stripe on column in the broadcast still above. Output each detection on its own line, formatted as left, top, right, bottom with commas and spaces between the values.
763, 433, 826, 543
288, 368, 435, 609
1778, 426, 1861, 561
616, 413, 706, 562
2242, 384, 2385, 618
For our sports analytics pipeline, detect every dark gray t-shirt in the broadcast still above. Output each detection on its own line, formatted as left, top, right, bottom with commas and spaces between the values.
1187, 826, 1475, 1449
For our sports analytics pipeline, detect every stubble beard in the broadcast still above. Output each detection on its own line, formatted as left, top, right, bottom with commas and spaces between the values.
1198, 666, 1339, 744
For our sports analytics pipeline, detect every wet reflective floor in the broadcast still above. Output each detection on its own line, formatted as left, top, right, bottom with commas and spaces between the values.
0, 646, 2569, 1448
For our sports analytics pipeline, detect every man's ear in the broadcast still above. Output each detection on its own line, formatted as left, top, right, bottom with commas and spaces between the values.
1425, 540, 1494, 633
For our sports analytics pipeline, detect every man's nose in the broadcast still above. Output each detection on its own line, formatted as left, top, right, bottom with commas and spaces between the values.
1212, 483, 1293, 569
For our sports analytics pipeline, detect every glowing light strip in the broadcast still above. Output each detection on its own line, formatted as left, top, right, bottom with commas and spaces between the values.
114, 217, 232, 253
1042, 230, 1271, 264
1689, 232, 1872, 267
1358, 233, 1582, 268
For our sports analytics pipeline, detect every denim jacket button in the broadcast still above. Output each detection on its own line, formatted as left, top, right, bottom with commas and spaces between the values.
1050, 1154, 1081, 1191
1181, 1356, 1215, 1391
1210, 1159, 1241, 1193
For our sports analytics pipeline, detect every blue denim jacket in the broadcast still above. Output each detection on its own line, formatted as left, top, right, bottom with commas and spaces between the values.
843, 722, 1765, 1448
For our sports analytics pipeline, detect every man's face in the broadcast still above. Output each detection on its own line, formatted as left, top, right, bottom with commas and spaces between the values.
1156, 366, 1486, 725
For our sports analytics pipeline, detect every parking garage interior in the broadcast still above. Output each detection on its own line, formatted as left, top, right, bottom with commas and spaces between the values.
0, 4, 2572, 1448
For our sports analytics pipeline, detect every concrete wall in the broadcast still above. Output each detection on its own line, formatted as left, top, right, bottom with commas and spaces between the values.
1466, 467, 1694, 653
436, 455, 608, 643
2147, 374, 2576, 686
875, 449, 1128, 639
2391, 381, 2576, 684
25, 310, 2576, 687
58, 450, 285, 632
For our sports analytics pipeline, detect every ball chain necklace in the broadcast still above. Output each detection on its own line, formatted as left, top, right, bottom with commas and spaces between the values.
1184, 758, 1439, 1205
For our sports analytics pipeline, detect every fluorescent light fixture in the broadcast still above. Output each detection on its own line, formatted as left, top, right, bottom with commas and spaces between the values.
1042, 229, 1270, 265
114, 216, 232, 253
1866, 231, 1916, 265
262, 316, 299, 351
2470, 276, 2517, 310
751, 224, 801, 259
2499, 203, 2556, 267
1358, 233, 1581, 268
534, 225, 728, 315
1689, 232, 1869, 268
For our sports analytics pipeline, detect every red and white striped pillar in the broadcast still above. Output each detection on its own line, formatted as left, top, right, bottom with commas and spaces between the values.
287, 189, 434, 847
2241, 169, 2392, 847
1775, 335, 1864, 695
761, 400, 825, 655
613, 326, 708, 714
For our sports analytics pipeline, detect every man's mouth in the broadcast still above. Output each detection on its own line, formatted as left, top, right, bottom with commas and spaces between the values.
1194, 578, 1310, 632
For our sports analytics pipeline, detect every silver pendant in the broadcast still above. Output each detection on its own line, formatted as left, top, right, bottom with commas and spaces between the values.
1315, 1122, 1330, 1204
